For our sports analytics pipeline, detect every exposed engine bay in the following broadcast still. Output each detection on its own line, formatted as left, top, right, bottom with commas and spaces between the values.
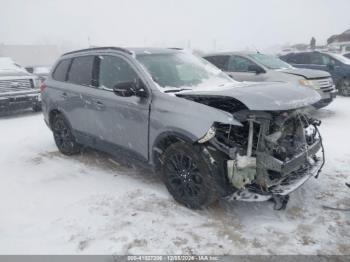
185, 95, 325, 206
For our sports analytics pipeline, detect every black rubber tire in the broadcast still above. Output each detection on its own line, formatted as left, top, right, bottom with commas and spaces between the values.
338, 78, 350, 96
32, 104, 42, 112
161, 142, 218, 209
52, 114, 81, 155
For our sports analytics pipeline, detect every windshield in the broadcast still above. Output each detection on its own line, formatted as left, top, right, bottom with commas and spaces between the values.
248, 53, 292, 69
0, 57, 21, 70
328, 53, 350, 65
136, 52, 234, 91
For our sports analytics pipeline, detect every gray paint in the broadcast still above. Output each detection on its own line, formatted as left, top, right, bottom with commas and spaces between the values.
42, 48, 322, 166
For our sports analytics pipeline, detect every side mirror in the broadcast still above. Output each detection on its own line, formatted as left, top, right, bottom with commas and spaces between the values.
248, 64, 264, 74
113, 80, 147, 98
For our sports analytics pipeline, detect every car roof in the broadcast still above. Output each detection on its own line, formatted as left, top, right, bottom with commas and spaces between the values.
62, 46, 182, 57
281, 50, 328, 56
203, 51, 260, 57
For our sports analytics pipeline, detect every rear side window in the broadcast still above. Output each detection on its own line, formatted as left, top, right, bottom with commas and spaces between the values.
52, 59, 71, 81
204, 55, 229, 70
286, 53, 310, 64
67, 56, 95, 86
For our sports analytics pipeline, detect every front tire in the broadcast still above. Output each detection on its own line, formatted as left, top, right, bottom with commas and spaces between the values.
161, 142, 217, 209
52, 114, 81, 155
32, 103, 42, 112
338, 78, 350, 96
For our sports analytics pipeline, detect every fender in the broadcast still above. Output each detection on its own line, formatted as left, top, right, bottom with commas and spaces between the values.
148, 92, 242, 165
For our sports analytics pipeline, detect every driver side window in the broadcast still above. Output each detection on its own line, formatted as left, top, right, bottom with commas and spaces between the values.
228, 55, 257, 72
98, 55, 138, 89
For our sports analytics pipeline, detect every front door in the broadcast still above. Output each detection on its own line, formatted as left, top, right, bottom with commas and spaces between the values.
226, 55, 267, 82
91, 54, 150, 160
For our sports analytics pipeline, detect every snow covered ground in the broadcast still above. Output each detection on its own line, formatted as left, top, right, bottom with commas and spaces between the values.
0, 97, 349, 255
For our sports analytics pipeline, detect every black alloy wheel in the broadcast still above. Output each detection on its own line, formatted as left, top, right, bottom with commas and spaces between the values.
161, 142, 217, 209
52, 114, 81, 155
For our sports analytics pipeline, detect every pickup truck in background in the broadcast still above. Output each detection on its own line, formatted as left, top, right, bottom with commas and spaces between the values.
0, 57, 41, 114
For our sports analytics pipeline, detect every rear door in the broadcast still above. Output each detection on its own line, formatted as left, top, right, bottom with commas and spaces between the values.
63, 55, 98, 137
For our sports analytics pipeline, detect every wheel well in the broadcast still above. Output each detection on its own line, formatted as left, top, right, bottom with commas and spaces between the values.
337, 76, 350, 88
152, 133, 194, 171
49, 109, 61, 128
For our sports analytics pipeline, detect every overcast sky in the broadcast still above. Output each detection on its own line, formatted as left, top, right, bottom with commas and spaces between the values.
0, 0, 349, 52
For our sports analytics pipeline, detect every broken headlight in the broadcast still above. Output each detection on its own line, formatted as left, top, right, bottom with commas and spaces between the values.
198, 126, 216, 143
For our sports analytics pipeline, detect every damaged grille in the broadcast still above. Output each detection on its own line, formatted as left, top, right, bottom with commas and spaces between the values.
311, 77, 334, 93
212, 109, 323, 192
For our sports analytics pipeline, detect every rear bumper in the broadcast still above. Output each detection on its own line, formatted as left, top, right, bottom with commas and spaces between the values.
227, 139, 324, 202
0, 92, 41, 114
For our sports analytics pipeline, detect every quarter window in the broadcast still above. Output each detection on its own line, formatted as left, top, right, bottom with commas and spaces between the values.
285, 53, 309, 64
67, 56, 95, 86
98, 55, 138, 89
204, 56, 229, 71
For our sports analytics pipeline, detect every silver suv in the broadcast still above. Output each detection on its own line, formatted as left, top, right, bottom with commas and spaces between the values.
42, 47, 325, 210
203, 52, 337, 108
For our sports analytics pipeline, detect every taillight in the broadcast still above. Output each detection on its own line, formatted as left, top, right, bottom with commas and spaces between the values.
40, 82, 47, 92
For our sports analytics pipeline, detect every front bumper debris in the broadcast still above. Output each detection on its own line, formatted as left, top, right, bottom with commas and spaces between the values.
226, 139, 324, 202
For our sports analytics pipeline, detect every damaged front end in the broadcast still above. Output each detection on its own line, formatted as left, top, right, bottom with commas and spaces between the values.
206, 109, 325, 205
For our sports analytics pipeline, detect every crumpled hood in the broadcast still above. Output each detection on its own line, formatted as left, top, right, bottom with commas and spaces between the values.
176, 82, 321, 111
280, 68, 330, 79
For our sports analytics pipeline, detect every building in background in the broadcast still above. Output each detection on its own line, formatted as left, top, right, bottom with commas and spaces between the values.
327, 29, 350, 54
0, 44, 65, 66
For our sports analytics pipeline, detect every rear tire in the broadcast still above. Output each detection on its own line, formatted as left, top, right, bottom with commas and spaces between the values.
52, 114, 81, 155
161, 142, 217, 209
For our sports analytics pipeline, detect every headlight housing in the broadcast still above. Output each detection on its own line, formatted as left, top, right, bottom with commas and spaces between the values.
299, 79, 320, 89
198, 126, 216, 143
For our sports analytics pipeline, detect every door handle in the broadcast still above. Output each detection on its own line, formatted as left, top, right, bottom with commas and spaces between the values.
61, 92, 68, 99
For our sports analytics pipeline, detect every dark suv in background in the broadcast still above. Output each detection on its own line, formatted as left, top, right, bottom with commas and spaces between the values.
42, 47, 324, 210
203, 52, 336, 108
280, 51, 350, 96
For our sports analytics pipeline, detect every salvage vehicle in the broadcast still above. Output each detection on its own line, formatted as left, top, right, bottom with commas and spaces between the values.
42, 47, 325, 210
203, 52, 336, 108
280, 51, 350, 96
0, 57, 41, 113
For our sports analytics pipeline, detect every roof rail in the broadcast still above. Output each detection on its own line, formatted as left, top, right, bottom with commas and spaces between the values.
168, 47, 183, 50
63, 46, 133, 56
